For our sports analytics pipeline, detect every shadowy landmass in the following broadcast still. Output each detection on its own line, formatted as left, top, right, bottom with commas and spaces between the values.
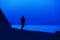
0, 8, 11, 30
0, 8, 60, 40
0, 8, 12, 40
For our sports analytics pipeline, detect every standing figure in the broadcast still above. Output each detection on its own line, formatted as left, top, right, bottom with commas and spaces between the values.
20, 15, 25, 31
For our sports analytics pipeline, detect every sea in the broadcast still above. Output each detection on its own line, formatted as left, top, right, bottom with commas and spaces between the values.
11, 25, 60, 34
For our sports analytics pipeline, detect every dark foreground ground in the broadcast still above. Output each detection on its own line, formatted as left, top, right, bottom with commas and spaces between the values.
0, 28, 60, 40
0, 29, 60, 40
0, 28, 56, 40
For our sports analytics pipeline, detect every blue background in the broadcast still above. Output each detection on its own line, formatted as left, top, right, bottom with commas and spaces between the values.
0, 0, 60, 25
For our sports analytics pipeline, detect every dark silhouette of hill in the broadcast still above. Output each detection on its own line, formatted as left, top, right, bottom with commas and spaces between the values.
0, 8, 58, 40
0, 8, 12, 40
0, 8, 11, 30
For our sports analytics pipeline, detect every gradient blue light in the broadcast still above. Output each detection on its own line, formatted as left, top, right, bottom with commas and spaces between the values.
0, 0, 60, 33
1, 0, 60, 25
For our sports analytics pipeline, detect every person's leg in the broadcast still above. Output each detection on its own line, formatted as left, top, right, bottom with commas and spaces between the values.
21, 25, 23, 30
21, 22, 25, 31
21, 24, 24, 31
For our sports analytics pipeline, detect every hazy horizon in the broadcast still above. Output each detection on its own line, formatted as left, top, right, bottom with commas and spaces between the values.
11, 25, 60, 34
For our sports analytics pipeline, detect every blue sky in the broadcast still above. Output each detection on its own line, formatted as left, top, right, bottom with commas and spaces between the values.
0, 0, 60, 25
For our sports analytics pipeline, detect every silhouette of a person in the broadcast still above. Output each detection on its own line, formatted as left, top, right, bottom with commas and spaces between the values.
20, 15, 25, 31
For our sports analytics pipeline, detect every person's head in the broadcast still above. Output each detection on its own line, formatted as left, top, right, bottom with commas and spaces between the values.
22, 15, 24, 18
